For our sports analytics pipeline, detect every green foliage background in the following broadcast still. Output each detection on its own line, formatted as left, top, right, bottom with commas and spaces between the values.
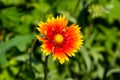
0, 0, 120, 80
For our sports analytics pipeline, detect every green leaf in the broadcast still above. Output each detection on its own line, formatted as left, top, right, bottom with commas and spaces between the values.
0, 53, 7, 68
80, 46, 92, 72
0, 34, 34, 67
1, 7, 20, 22
98, 0, 108, 5
107, 0, 120, 20
56, 0, 77, 13
85, 30, 97, 48
0, 0, 25, 5
97, 65, 104, 79
90, 48, 104, 65
0, 7, 21, 29
0, 69, 13, 80
48, 55, 56, 70
15, 34, 35, 51
106, 68, 120, 77
0, 34, 34, 53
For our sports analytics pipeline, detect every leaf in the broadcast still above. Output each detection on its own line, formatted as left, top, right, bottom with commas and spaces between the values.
0, 34, 34, 67
15, 34, 35, 51
107, 0, 120, 20
106, 68, 120, 77
97, 65, 104, 79
80, 46, 92, 72
48, 55, 56, 70
98, 0, 108, 5
91, 64, 105, 79
0, 34, 34, 53
1, 7, 20, 23
0, 53, 7, 68
71, 61, 80, 73
0, 0, 24, 5
56, 0, 77, 13
0, 69, 13, 80
0, 7, 21, 29
85, 30, 97, 48
15, 54, 29, 62
90, 48, 104, 65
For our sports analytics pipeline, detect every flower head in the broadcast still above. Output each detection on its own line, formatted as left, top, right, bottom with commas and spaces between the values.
36, 16, 83, 64
88, 4, 103, 18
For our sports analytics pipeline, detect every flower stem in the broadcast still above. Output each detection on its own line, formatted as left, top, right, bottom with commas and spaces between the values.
29, 39, 37, 79
44, 55, 48, 80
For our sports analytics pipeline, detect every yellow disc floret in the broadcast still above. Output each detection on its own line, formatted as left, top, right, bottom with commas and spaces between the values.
54, 34, 64, 43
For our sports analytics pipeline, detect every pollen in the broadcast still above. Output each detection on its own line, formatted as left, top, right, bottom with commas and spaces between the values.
54, 34, 64, 43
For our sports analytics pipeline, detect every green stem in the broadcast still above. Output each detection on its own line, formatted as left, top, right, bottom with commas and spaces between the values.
44, 55, 48, 80
29, 39, 37, 79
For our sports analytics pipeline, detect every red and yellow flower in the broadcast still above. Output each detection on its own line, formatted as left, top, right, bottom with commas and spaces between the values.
36, 16, 83, 64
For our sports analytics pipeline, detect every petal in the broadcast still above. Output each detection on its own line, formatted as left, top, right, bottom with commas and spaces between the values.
63, 24, 83, 56
53, 16, 68, 33
38, 22, 48, 35
41, 41, 53, 55
46, 24, 54, 39
36, 35, 46, 41
53, 47, 69, 64
63, 43, 77, 56
65, 25, 81, 35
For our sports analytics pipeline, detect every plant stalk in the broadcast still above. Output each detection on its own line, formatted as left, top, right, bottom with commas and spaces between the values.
44, 55, 48, 80
29, 39, 37, 79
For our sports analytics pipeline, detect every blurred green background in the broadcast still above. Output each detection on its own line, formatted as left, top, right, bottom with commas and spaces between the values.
0, 0, 120, 80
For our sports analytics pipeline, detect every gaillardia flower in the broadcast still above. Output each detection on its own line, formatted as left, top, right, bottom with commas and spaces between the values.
36, 16, 83, 64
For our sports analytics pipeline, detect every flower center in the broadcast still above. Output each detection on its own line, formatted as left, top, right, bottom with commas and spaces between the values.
54, 34, 64, 43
